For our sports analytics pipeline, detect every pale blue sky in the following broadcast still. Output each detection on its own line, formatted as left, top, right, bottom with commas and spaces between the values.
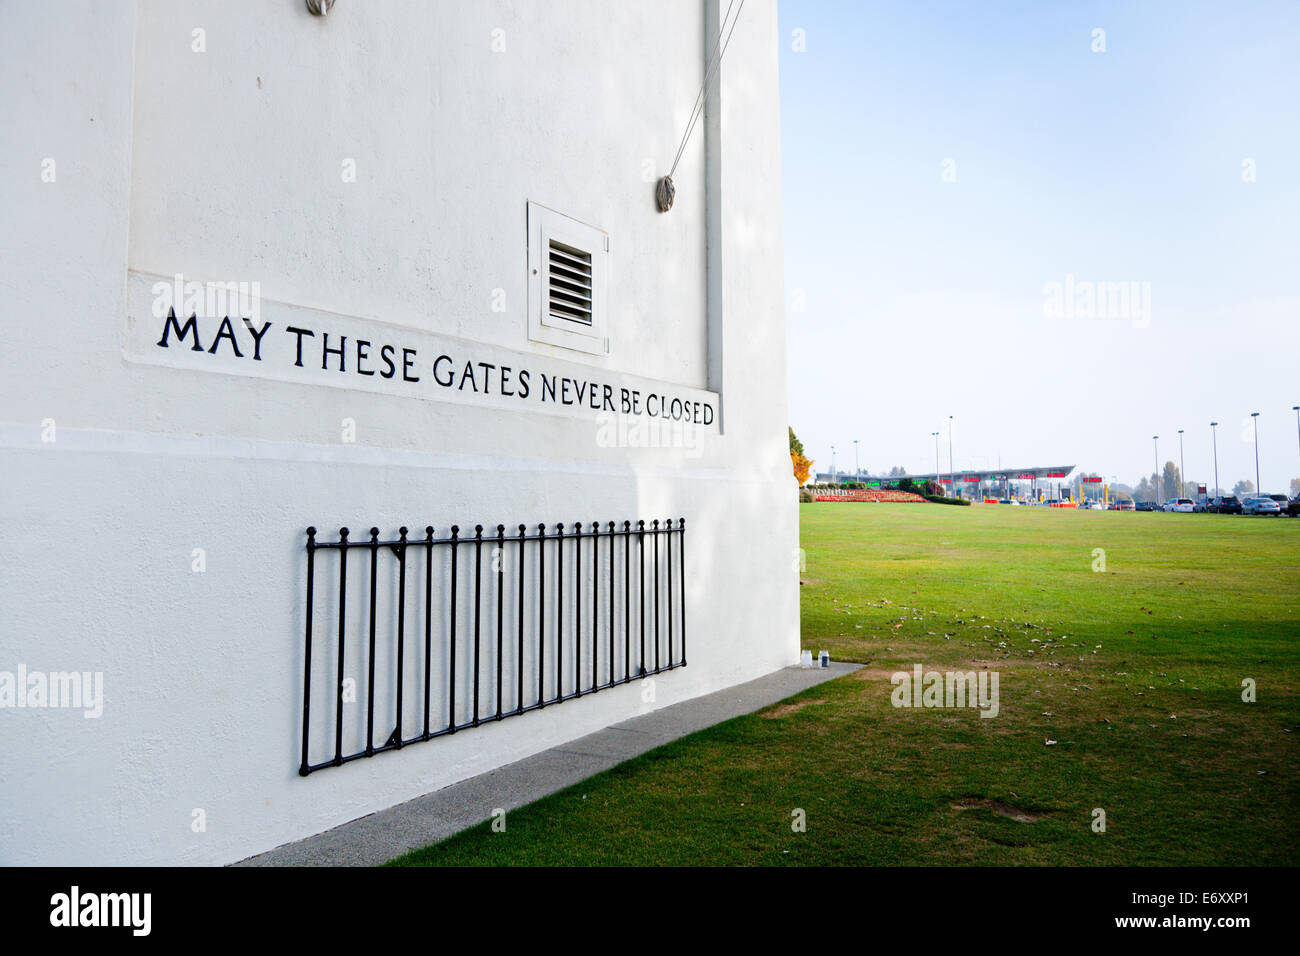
779, 0, 1300, 491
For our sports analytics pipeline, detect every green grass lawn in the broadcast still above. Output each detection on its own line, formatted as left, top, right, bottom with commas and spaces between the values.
390, 505, 1300, 866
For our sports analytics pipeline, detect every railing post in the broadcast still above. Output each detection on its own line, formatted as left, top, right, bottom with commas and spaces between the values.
473, 525, 483, 727
556, 523, 565, 701
537, 523, 546, 708
496, 524, 505, 720
394, 526, 407, 747
666, 518, 674, 669
592, 518, 600, 692
366, 527, 379, 756
449, 525, 459, 733
300, 527, 316, 776
653, 519, 661, 673
423, 526, 434, 740
334, 527, 349, 767
623, 521, 631, 683
517, 524, 526, 715
574, 522, 582, 699
638, 520, 646, 677
608, 521, 616, 687
679, 517, 687, 666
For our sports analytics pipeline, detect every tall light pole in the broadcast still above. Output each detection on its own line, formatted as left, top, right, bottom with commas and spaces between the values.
931, 431, 940, 479
1178, 429, 1185, 498
1210, 421, 1219, 497
948, 415, 954, 493
1251, 412, 1260, 492
830, 444, 836, 481
1153, 435, 1160, 506
1293, 406, 1299, 470
853, 439, 859, 479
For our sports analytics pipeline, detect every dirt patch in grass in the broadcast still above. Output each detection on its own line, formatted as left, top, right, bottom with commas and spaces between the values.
951, 798, 1045, 823
852, 667, 900, 681
759, 698, 827, 719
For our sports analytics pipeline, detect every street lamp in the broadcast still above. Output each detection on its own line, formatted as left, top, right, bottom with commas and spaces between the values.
830, 444, 836, 480
1210, 422, 1219, 497
853, 439, 859, 479
1153, 435, 1160, 507
1289, 403, 1300, 463
1251, 412, 1260, 492
931, 431, 940, 480
1178, 429, 1185, 499
948, 415, 954, 493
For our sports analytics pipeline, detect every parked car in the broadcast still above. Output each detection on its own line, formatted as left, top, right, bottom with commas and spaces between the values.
1210, 495, 1242, 514
1163, 498, 1195, 513
1114, 499, 1135, 511
1266, 494, 1290, 514
1135, 501, 1155, 511
1242, 496, 1281, 515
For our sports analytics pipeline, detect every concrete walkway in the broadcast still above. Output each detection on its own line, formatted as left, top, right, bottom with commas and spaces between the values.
237, 661, 861, 866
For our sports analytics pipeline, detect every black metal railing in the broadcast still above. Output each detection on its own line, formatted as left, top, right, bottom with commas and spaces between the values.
299, 518, 686, 775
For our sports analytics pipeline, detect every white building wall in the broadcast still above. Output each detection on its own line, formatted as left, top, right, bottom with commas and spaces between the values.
0, 0, 797, 865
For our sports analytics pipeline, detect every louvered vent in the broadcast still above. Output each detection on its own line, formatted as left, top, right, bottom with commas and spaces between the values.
547, 239, 594, 327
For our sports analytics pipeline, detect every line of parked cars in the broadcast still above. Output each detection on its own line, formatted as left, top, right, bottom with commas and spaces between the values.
1138, 494, 1300, 515
994, 495, 1297, 514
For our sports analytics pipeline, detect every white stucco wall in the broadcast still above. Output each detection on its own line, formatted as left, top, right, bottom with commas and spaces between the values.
0, 0, 796, 865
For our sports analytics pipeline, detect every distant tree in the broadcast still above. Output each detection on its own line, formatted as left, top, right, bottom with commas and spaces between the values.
1134, 474, 1158, 501
1232, 479, 1255, 498
1182, 480, 1201, 498
789, 427, 813, 486
888, 466, 907, 477
792, 452, 812, 486
1290, 477, 1300, 497
896, 476, 941, 496
1161, 461, 1181, 500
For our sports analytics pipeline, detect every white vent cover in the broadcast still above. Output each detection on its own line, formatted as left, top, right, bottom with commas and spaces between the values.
527, 202, 608, 355
547, 240, 594, 327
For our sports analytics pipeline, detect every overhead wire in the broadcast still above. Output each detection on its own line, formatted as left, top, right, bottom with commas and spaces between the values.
668, 0, 747, 180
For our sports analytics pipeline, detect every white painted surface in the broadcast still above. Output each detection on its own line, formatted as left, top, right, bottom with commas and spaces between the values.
0, 0, 796, 865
